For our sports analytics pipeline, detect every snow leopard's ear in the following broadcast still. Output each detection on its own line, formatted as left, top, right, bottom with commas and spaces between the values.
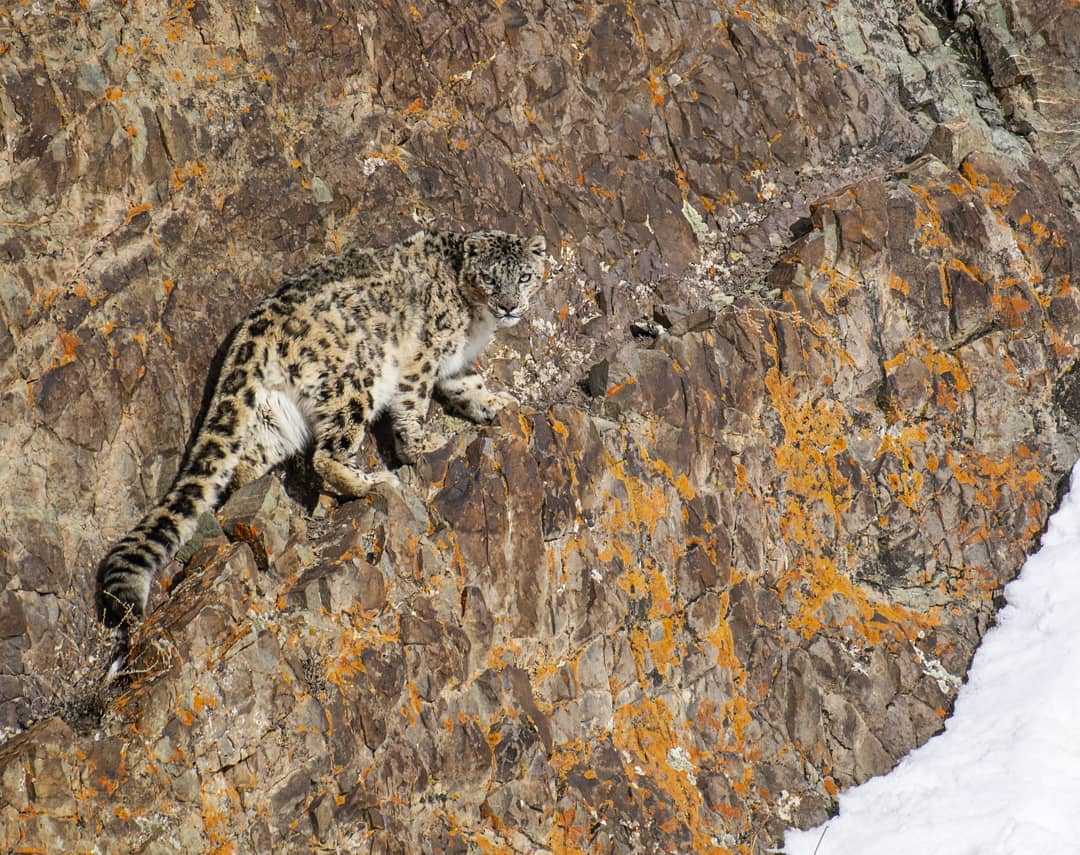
464, 233, 490, 259
527, 235, 546, 257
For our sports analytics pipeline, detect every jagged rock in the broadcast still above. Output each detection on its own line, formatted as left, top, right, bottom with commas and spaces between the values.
217, 474, 293, 571
173, 512, 225, 565
2, 1, 1079, 853
925, 117, 993, 166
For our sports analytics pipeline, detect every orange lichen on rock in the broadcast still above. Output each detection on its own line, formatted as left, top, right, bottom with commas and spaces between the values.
765, 359, 854, 525
612, 697, 717, 852
603, 455, 672, 538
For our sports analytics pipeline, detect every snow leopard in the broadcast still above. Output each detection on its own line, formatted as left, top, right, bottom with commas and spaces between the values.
98, 228, 546, 627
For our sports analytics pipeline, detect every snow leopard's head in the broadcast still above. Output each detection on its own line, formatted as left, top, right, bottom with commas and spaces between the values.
461, 230, 546, 327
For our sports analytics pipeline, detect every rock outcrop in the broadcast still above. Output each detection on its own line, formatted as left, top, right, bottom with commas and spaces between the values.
2, 1, 1079, 852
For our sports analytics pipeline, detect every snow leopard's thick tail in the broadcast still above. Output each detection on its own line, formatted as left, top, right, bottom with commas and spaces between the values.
97, 387, 250, 627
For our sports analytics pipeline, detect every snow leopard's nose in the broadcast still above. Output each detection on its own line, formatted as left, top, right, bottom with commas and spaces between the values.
496, 302, 518, 316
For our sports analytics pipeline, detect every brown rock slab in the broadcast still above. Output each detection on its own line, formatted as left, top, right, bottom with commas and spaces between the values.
217, 474, 293, 571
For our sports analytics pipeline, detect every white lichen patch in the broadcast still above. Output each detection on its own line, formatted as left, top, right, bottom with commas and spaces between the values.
681, 199, 710, 241
748, 166, 780, 201
666, 745, 697, 785
361, 155, 388, 176
775, 788, 802, 823
913, 642, 962, 694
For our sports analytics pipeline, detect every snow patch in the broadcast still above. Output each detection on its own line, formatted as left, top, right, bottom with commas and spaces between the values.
784, 461, 1080, 855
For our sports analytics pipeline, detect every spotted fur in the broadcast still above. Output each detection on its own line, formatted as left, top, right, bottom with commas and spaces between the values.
98, 228, 545, 626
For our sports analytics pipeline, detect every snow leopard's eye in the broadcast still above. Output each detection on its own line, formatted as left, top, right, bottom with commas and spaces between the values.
480, 272, 497, 288
518, 272, 533, 285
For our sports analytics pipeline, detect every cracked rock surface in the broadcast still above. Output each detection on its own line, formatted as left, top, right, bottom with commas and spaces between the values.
2, 1, 1079, 852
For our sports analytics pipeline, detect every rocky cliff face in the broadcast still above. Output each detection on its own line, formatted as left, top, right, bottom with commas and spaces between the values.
2, 1, 1079, 852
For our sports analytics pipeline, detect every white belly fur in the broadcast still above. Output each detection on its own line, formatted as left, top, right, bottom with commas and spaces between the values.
370, 358, 399, 416
258, 385, 312, 458
440, 312, 495, 378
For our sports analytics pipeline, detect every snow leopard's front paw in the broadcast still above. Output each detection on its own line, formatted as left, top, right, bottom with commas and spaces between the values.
491, 389, 519, 410
470, 390, 518, 423
437, 374, 519, 423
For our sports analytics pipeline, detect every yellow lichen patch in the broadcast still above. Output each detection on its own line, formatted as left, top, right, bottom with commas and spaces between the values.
908, 184, 950, 251
766, 368, 853, 524
548, 808, 589, 855
959, 162, 1018, 213
882, 350, 907, 374
1024, 217, 1066, 250
171, 159, 207, 190
786, 554, 939, 644
548, 415, 570, 439
990, 285, 1034, 330
645, 560, 675, 620
698, 598, 754, 753
604, 455, 672, 538
473, 836, 516, 855
611, 696, 715, 852
200, 774, 242, 855
125, 201, 152, 222
485, 638, 524, 670
405, 681, 423, 722
515, 412, 533, 441
733, 461, 751, 494
647, 69, 665, 106
627, 615, 682, 681
191, 689, 217, 715
615, 564, 646, 599
705, 592, 738, 671
814, 261, 860, 315
945, 257, 986, 284
645, 451, 674, 481
877, 429, 927, 511
721, 695, 754, 755
672, 474, 696, 500
948, 448, 1046, 540
641, 446, 697, 500
764, 324, 943, 645
888, 273, 910, 295
324, 625, 399, 688
604, 377, 636, 397
547, 737, 589, 778
57, 331, 82, 366
884, 336, 972, 416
